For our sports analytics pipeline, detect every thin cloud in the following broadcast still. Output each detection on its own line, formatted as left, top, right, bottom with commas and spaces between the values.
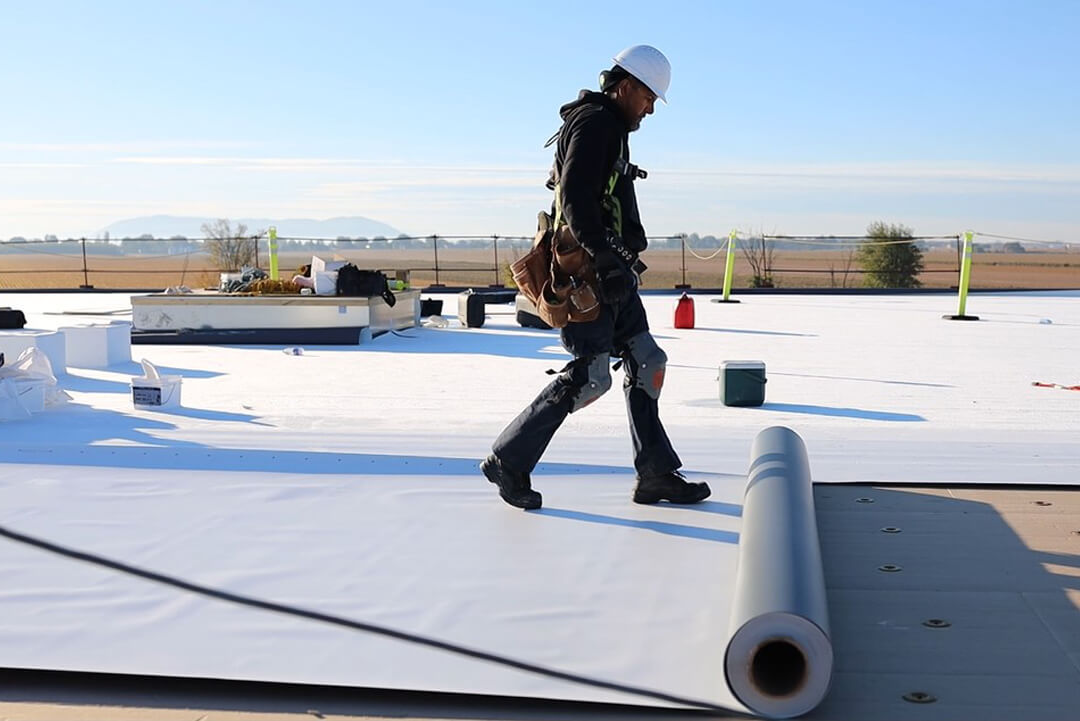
112, 156, 548, 174
652, 162, 1080, 185
0, 197, 239, 217
309, 177, 542, 196
0, 163, 88, 169
0, 141, 256, 153
108, 155, 1080, 190
113, 156, 361, 167
648, 163, 1080, 195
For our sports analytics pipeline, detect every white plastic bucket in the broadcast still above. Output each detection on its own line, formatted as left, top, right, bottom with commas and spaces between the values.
131, 359, 182, 409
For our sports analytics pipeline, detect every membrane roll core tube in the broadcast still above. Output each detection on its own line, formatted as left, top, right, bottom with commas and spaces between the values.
725, 426, 833, 718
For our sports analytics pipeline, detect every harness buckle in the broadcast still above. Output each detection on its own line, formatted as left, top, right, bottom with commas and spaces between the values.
613, 157, 647, 181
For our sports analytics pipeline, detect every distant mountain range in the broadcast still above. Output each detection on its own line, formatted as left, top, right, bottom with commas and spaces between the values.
97, 215, 406, 239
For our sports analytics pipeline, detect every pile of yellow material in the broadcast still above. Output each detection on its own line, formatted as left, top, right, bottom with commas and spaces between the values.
247, 278, 302, 295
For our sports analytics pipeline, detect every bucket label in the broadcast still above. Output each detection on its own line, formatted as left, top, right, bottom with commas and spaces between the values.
132, 385, 163, 405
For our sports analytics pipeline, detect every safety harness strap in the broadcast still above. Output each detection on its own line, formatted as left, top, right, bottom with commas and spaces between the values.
553, 141, 636, 234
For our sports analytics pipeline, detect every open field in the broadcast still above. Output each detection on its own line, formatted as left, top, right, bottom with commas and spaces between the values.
0, 248, 1076, 291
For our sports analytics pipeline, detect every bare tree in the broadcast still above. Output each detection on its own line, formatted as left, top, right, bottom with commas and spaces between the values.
827, 247, 859, 287
740, 234, 776, 288
839, 245, 858, 287
201, 219, 261, 271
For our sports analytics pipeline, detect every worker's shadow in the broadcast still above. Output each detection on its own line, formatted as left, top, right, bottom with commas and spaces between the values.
261, 327, 568, 362
537, 506, 739, 544
684, 398, 926, 422
0, 404, 211, 449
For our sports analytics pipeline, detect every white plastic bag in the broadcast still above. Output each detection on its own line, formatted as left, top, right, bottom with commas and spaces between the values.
0, 347, 71, 410
0, 377, 32, 421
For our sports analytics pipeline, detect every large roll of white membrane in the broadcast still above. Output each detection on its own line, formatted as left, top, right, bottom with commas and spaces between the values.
725, 426, 833, 718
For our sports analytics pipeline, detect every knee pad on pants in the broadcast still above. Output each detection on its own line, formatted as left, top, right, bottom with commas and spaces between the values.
563, 353, 612, 412
624, 332, 666, 399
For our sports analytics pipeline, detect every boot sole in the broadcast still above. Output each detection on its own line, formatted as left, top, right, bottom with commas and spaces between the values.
633, 486, 712, 505
499, 491, 542, 510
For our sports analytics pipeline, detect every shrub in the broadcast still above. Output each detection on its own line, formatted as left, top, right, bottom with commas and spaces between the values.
857, 222, 924, 288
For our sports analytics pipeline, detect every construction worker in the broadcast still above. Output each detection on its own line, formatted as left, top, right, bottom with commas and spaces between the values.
481, 45, 711, 510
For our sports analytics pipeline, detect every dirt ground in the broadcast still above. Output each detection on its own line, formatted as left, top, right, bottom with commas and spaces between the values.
0, 248, 1076, 291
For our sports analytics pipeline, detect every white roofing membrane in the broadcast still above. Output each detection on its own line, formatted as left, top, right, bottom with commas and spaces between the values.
0, 290, 1077, 714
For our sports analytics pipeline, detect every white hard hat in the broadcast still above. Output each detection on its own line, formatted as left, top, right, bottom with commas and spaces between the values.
613, 45, 670, 103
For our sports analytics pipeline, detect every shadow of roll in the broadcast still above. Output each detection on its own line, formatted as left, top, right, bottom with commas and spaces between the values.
725, 426, 832, 718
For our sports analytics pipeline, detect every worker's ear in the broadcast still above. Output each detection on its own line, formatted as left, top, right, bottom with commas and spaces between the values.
608, 77, 632, 101
598, 69, 625, 93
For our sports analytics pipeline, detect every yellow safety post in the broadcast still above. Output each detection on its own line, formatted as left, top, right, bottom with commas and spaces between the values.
713, 230, 741, 303
942, 230, 979, 320
268, 226, 279, 281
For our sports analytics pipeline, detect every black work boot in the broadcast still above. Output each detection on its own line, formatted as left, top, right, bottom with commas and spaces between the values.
633, 470, 711, 505
481, 455, 542, 510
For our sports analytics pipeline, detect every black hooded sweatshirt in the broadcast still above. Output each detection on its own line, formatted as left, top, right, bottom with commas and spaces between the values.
550, 90, 648, 257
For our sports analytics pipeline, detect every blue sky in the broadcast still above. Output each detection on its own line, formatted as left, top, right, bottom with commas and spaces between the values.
1, 0, 1078, 242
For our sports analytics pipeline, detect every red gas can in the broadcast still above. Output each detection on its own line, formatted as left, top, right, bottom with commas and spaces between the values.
674, 292, 695, 328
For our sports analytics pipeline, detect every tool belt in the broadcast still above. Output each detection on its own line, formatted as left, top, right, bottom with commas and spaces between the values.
510, 212, 600, 329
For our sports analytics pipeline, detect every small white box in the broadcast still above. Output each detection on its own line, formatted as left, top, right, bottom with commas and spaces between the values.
61, 325, 105, 368
0, 330, 66, 375
106, 321, 132, 364
61, 321, 132, 369
310, 256, 345, 296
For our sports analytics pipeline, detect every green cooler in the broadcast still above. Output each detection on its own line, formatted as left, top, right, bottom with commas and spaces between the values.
720, 360, 766, 407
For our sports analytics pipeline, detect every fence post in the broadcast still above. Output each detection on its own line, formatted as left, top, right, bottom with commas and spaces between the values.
429, 235, 444, 288
268, 226, 279, 280
79, 237, 93, 289
942, 230, 979, 321
714, 230, 740, 303
492, 234, 503, 287
675, 234, 690, 288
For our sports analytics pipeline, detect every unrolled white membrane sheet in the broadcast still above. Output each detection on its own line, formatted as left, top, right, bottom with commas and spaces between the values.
0, 450, 748, 711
